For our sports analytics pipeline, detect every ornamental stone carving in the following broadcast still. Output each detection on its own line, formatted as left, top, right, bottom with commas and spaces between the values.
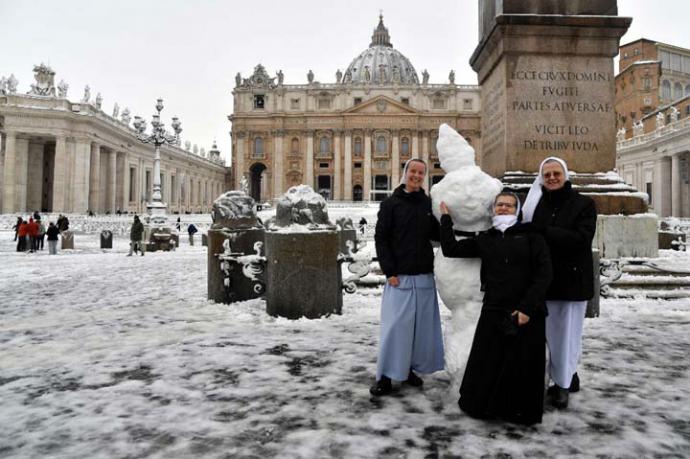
112, 103, 120, 119
277, 70, 284, 85
0, 76, 7, 95
336, 69, 343, 84
82, 85, 91, 103
121, 107, 131, 125
656, 112, 665, 129
307, 69, 314, 84
95, 93, 103, 109
633, 120, 644, 137
7, 74, 18, 94
449, 70, 455, 84
57, 79, 69, 98
185, 140, 192, 151
244, 64, 276, 89
422, 69, 429, 85
670, 106, 680, 123
28, 63, 56, 96
235, 72, 242, 88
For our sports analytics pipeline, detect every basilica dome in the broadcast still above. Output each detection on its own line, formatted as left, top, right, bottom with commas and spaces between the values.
344, 16, 420, 85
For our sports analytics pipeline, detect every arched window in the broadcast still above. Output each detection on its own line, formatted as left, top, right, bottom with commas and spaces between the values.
319, 136, 330, 154
662, 80, 672, 100
674, 82, 684, 100
376, 136, 387, 153
353, 184, 363, 201
254, 137, 264, 155
291, 137, 299, 153
401, 137, 410, 156
354, 137, 363, 156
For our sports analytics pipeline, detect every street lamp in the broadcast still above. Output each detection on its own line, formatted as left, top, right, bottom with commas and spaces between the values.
133, 98, 182, 221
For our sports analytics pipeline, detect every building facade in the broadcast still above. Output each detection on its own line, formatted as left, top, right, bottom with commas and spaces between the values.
229, 16, 481, 202
0, 64, 227, 215
616, 39, 690, 135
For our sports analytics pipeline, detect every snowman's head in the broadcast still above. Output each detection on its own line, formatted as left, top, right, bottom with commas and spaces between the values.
437, 124, 475, 172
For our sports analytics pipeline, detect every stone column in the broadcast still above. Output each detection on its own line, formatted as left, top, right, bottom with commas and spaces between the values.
672, 153, 682, 217
13, 138, 29, 212
421, 131, 430, 189
89, 142, 101, 212
52, 135, 67, 213
27, 142, 44, 212
108, 149, 117, 213
2, 131, 17, 213
72, 138, 91, 213
306, 131, 314, 188
343, 132, 352, 200
333, 130, 342, 200
412, 133, 420, 159
273, 131, 284, 198
391, 130, 400, 186
654, 156, 672, 217
364, 130, 372, 201
234, 132, 245, 190
122, 152, 130, 211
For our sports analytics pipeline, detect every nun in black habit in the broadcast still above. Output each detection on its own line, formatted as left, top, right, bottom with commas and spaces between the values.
439, 192, 552, 425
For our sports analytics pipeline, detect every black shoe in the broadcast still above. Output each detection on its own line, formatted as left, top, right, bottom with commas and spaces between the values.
569, 373, 580, 393
405, 370, 423, 387
369, 376, 392, 396
551, 387, 569, 409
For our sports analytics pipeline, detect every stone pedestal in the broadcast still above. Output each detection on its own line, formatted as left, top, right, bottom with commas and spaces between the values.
470, 2, 631, 176
144, 226, 178, 252
61, 231, 74, 250
265, 230, 342, 319
100, 230, 113, 249
208, 228, 265, 303
594, 214, 659, 259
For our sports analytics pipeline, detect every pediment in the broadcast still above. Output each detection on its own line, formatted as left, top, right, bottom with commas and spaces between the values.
342, 96, 418, 115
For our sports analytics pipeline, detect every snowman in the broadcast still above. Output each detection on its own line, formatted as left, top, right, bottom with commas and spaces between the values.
430, 124, 503, 388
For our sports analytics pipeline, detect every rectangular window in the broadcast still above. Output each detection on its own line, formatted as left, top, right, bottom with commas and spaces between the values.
643, 78, 651, 90
671, 53, 682, 71
354, 162, 362, 169
463, 98, 473, 110
290, 98, 300, 109
253, 95, 265, 109
660, 51, 671, 69
354, 97, 362, 105
318, 98, 331, 109
646, 182, 653, 204
432, 98, 446, 109
129, 167, 136, 202
401, 98, 409, 105
319, 162, 329, 168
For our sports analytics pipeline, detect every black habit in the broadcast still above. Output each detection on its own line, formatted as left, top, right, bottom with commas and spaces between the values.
440, 215, 553, 424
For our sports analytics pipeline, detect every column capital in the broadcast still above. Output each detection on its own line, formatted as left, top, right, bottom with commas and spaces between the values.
234, 131, 247, 139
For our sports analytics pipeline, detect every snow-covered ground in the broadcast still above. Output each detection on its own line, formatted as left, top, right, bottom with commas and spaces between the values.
1, 212, 689, 458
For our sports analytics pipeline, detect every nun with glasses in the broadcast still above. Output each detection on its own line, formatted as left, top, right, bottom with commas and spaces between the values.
522, 157, 597, 410
439, 192, 552, 425
370, 158, 445, 396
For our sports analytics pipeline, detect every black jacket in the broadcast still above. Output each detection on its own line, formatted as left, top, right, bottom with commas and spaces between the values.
440, 215, 553, 317
46, 225, 60, 241
531, 181, 597, 301
375, 185, 439, 277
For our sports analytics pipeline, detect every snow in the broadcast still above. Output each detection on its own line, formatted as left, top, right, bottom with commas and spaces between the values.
1, 209, 690, 457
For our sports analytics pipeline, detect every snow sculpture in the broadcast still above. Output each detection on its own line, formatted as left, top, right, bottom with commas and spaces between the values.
429, 123, 503, 388
275, 185, 331, 228
211, 190, 257, 229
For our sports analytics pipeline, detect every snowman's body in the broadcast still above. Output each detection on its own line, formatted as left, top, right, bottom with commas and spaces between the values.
429, 124, 503, 387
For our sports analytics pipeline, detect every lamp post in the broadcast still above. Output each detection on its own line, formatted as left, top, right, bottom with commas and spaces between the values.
132, 98, 182, 222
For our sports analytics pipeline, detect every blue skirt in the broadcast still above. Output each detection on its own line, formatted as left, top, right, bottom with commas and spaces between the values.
376, 274, 445, 381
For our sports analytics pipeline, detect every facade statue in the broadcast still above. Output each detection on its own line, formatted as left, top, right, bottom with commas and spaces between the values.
422, 69, 430, 85
82, 85, 91, 103
193, 144, 199, 154
343, 69, 352, 84
28, 63, 56, 96
95, 93, 103, 109
378, 64, 386, 84
616, 127, 626, 142
57, 79, 69, 98
449, 70, 455, 84
307, 69, 314, 84
633, 120, 644, 137
7, 74, 18, 94
656, 111, 665, 129
0, 76, 7, 95
185, 140, 192, 151
121, 107, 131, 125
670, 106, 680, 123
112, 103, 120, 119
240, 176, 249, 195
235, 72, 242, 88
277, 70, 284, 85
364, 66, 371, 82
336, 69, 343, 84
200, 147, 206, 157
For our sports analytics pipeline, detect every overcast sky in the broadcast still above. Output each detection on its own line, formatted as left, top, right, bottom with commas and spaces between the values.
1, 1, 688, 163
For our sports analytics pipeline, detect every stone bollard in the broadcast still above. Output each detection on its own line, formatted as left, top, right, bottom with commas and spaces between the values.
264, 185, 343, 319
61, 231, 74, 250
208, 190, 265, 303
100, 230, 113, 249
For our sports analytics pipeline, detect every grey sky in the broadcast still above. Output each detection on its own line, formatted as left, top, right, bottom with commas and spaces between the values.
1, 1, 687, 163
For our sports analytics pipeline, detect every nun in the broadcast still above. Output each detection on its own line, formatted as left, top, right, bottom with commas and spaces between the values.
370, 158, 444, 396
440, 192, 552, 424
522, 157, 597, 410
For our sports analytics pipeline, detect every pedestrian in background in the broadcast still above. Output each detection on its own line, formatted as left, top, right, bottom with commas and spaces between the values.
46, 222, 60, 255
187, 223, 198, 245
127, 215, 145, 257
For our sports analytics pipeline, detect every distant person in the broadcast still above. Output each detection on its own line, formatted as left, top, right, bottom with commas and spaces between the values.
17, 220, 28, 252
176, 217, 181, 231
358, 217, 368, 235
187, 223, 198, 245
12, 216, 22, 241
33, 210, 41, 221
56, 214, 69, 232
37, 219, 46, 250
116, 208, 122, 216
46, 222, 60, 255
127, 215, 145, 257
27, 217, 39, 252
